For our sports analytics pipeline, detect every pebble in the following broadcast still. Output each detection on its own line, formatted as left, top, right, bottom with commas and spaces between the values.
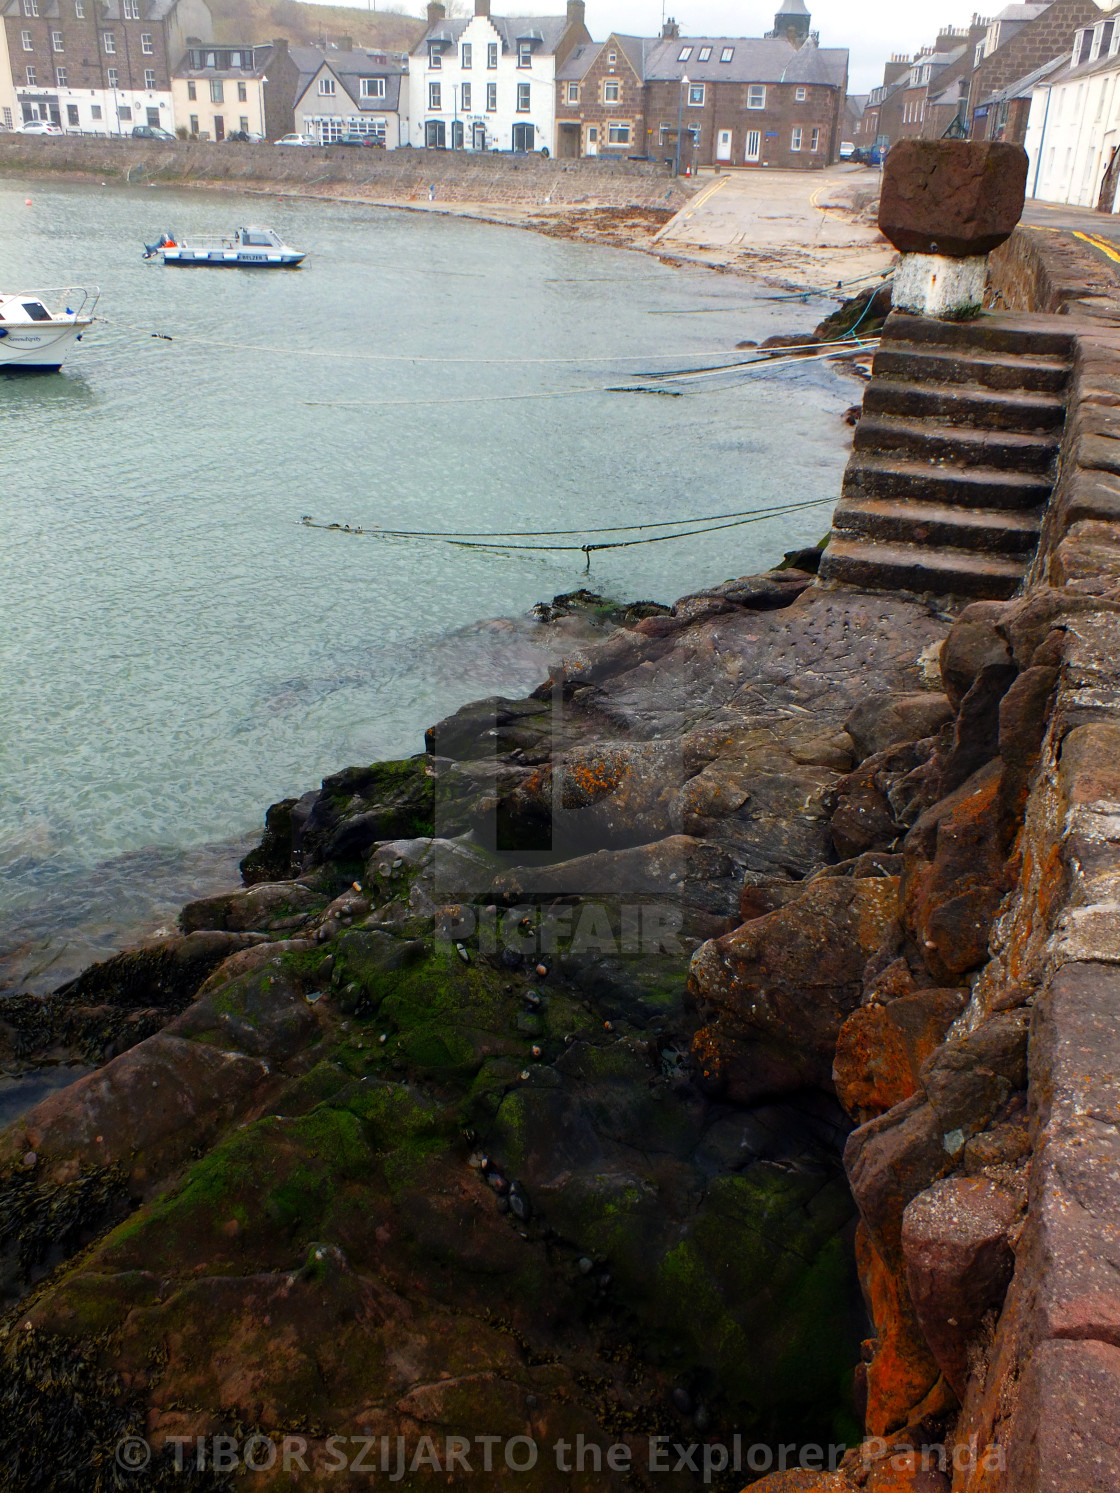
467, 1152, 486, 1170
455, 942, 470, 964
578, 1257, 593, 1274
519, 1069, 530, 1081
22, 1151, 36, 1170
671, 1387, 693, 1415
351, 881, 362, 892
531, 1045, 542, 1059
378, 1033, 387, 1044
393, 857, 403, 868
524, 989, 542, 1009
508, 1183, 531, 1222
536, 963, 548, 977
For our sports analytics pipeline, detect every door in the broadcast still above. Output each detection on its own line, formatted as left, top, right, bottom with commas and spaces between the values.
451, 120, 463, 149
716, 128, 732, 161
425, 119, 446, 148
213, 114, 225, 141
147, 107, 160, 126
471, 121, 486, 150
745, 129, 760, 162
586, 124, 598, 156
511, 121, 534, 152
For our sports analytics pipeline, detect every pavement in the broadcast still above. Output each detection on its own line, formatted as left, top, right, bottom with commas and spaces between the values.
648, 162, 895, 291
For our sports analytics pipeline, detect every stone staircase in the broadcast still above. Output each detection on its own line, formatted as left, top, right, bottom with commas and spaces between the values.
819, 313, 1077, 599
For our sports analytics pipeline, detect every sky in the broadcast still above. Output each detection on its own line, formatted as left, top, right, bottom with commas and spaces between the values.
351, 0, 1009, 93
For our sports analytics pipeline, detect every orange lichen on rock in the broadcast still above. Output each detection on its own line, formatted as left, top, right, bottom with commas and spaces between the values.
857, 1224, 942, 1436
834, 990, 967, 1122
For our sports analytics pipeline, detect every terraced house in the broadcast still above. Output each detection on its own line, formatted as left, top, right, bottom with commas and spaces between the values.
292, 41, 408, 147
0, 0, 210, 132
410, 0, 589, 154
554, 32, 649, 158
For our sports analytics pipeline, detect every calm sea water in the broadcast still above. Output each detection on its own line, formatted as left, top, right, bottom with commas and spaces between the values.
0, 177, 853, 990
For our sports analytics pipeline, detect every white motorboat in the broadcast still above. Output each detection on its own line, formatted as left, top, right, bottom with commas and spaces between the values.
0, 287, 99, 372
143, 225, 306, 268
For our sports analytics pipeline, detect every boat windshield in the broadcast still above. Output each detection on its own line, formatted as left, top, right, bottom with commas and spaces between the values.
242, 231, 279, 247
21, 301, 52, 321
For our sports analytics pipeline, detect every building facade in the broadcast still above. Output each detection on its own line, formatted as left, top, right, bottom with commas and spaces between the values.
292, 42, 408, 146
410, 0, 589, 154
554, 32, 647, 157
1, 0, 210, 132
172, 40, 273, 139
1026, 11, 1120, 208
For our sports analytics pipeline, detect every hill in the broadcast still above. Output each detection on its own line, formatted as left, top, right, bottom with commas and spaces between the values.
207, 0, 425, 53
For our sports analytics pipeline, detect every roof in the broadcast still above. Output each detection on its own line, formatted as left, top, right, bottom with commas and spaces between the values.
414, 13, 572, 56
993, 3, 1050, 20
643, 33, 846, 87
775, 0, 810, 13
555, 41, 600, 80
996, 45, 1096, 97
290, 45, 407, 113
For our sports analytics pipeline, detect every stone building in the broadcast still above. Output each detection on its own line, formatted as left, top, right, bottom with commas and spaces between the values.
1025, 11, 1120, 208
554, 32, 648, 158
969, 0, 1101, 135
171, 38, 302, 140
0, 0, 210, 132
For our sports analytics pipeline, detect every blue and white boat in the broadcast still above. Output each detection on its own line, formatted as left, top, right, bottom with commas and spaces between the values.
0, 286, 98, 372
143, 226, 306, 267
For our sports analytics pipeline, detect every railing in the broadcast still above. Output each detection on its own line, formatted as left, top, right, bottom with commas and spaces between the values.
15, 286, 102, 320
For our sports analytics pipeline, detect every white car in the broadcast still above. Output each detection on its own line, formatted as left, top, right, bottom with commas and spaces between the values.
275, 133, 314, 147
839, 141, 856, 160
17, 119, 64, 135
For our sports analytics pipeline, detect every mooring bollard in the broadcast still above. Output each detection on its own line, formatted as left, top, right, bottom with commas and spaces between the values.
877, 140, 1028, 319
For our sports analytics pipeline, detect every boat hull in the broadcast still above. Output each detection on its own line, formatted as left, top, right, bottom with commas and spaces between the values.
162, 248, 306, 267
0, 319, 89, 371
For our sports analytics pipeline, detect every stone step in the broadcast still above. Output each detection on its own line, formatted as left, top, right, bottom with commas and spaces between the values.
819, 535, 1026, 600
844, 455, 1051, 511
854, 415, 1060, 473
831, 496, 1041, 556
874, 343, 1071, 394
861, 378, 1066, 433
884, 312, 1079, 360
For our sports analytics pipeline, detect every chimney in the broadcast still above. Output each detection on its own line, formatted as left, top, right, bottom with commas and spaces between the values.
474, 0, 489, 15
339, 34, 353, 49
427, 1, 445, 26
271, 37, 288, 53
661, 15, 679, 38
566, 0, 584, 29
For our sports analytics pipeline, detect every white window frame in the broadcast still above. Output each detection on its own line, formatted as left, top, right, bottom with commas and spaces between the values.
566, 80, 578, 104
26, 65, 36, 83
20, 29, 32, 50
123, 0, 139, 18
318, 76, 336, 95
795, 85, 806, 101
428, 44, 441, 69
810, 125, 820, 151
486, 80, 497, 109
517, 41, 531, 67
461, 41, 471, 67
603, 78, 620, 103
677, 46, 692, 61
606, 120, 630, 144
698, 46, 711, 61
51, 30, 63, 51
487, 42, 497, 68
747, 84, 765, 108
720, 46, 734, 62
103, 31, 116, 52
141, 32, 153, 53
461, 81, 471, 110
210, 78, 223, 102
144, 67, 155, 88
607, 50, 616, 62
516, 80, 530, 111
791, 125, 802, 151
107, 66, 118, 85
74, 0, 83, 14
428, 80, 441, 109
359, 77, 386, 99
56, 64, 66, 84
22, 0, 37, 16
687, 82, 705, 106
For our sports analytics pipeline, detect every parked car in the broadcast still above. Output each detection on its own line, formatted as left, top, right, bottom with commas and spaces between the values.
331, 133, 380, 147
16, 119, 64, 135
839, 140, 855, 160
225, 129, 266, 143
132, 125, 176, 141
275, 133, 314, 147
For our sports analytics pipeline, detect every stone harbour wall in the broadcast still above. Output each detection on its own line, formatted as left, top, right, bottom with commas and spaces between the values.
0, 133, 688, 208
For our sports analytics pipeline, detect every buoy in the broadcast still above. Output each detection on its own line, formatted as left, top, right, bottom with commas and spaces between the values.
25, 198, 31, 206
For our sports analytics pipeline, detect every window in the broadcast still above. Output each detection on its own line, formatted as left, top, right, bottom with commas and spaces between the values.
428, 44, 441, 68
486, 80, 496, 109
239, 115, 248, 131
487, 42, 498, 68
25, 65, 35, 83
687, 82, 704, 105
566, 80, 578, 103
518, 41, 531, 67
144, 68, 155, 87
189, 112, 198, 131
187, 79, 196, 99
22, 0, 37, 15
141, 32, 153, 53
720, 46, 733, 61
107, 66, 117, 85
92, 103, 102, 117
747, 83, 765, 108
317, 77, 334, 96
237, 80, 247, 101
810, 125, 819, 150
607, 50, 616, 62
359, 77, 385, 99
67, 102, 78, 123
795, 85, 806, 101
123, 0, 139, 17
74, 0, 83, 14
57, 66, 67, 84
461, 41, 471, 67
698, 46, 711, 61
103, 31, 115, 52
603, 79, 619, 102
2, 109, 10, 130
677, 45, 692, 61
425, 118, 445, 146
428, 80, 441, 109
461, 81, 471, 110
791, 125, 802, 150
607, 120, 630, 144
516, 81, 529, 110
51, 30, 63, 51
117, 103, 131, 118
211, 78, 224, 102
20, 29, 32, 50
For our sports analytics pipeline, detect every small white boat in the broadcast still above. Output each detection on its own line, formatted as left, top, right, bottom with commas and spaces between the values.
143, 226, 306, 268
0, 287, 99, 372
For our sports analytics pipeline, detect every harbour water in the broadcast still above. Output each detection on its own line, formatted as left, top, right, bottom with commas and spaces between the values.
0, 177, 855, 990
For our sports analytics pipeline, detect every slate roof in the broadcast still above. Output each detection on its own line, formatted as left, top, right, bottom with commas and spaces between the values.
555, 40, 601, 81
291, 45, 408, 113
414, 13, 572, 57
643, 33, 846, 87
775, 0, 810, 14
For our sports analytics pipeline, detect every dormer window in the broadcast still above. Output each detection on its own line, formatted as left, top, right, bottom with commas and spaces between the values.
698, 46, 711, 61
518, 41, 531, 66
429, 43, 442, 68
720, 46, 733, 62
677, 45, 692, 61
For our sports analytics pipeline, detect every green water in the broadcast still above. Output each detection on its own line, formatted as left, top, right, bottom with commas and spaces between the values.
0, 176, 853, 988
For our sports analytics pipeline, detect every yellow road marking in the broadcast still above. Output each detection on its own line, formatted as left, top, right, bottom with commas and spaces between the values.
1073, 229, 1120, 265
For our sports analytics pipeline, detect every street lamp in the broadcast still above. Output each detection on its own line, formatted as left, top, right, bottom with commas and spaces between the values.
675, 72, 688, 176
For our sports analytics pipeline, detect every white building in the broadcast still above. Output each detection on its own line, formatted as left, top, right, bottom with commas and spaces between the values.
291, 42, 408, 147
410, 0, 589, 154
1025, 6, 1120, 210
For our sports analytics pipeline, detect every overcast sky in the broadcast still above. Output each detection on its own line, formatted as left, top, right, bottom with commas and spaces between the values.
348, 0, 1011, 92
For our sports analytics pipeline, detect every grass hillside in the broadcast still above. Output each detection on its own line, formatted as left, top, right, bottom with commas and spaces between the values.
208, 0, 425, 52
